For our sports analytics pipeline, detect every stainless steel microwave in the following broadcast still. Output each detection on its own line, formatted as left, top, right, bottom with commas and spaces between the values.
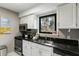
19, 24, 27, 32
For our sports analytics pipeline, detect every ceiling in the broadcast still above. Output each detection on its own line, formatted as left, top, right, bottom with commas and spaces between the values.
0, 3, 41, 13
0, 3, 61, 13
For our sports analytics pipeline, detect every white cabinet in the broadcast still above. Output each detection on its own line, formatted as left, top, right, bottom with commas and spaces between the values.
23, 40, 39, 56
57, 3, 76, 29
31, 47, 40, 56
31, 43, 53, 56
23, 40, 53, 56
39, 49, 53, 56
40, 50, 50, 56
20, 15, 37, 29
23, 40, 32, 56
77, 3, 79, 28
27, 15, 37, 29
31, 43, 40, 56
20, 17, 28, 24
39, 45, 53, 56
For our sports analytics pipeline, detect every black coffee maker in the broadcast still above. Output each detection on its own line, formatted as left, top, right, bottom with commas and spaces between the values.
27, 29, 37, 39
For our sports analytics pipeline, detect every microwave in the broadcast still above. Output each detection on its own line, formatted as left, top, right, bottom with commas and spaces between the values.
19, 24, 27, 32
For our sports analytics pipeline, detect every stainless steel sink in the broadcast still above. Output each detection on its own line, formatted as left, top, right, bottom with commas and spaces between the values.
33, 39, 54, 47
43, 43, 55, 47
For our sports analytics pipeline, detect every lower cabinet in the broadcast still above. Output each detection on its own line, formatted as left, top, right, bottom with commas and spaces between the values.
31, 43, 40, 56
31, 47, 40, 56
23, 40, 32, 56
39, 44, 53, 56
23, 49, 31, 56
39, 50, 53, 56
23, 40, 53, 56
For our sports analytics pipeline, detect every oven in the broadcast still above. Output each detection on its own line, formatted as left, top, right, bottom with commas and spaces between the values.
15, 36, 23, 56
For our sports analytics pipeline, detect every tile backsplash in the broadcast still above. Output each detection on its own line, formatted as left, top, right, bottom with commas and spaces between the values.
39, 29, 79, 41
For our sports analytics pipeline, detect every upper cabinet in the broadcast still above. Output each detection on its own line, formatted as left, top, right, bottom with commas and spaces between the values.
57, 3, 77, 29
20, 16, 28, 24
20, 15, 37, 29
27, 15, 37, 29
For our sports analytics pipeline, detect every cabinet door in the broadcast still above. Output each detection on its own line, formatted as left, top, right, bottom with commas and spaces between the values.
77, 3, 79, 28
23, 47, 32, 56
20, 17, 28, 24
23, 40, 32, 56
27, 15, 37, 29
31, 47, 40, 56
20, 15, 37, 29
31, 43, 40, 56
39, 45, 53, 56
57, 3, 76, 29
40, 49, 52, 56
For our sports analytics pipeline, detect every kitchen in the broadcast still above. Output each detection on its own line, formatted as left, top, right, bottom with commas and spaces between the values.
0, 3, 79, 56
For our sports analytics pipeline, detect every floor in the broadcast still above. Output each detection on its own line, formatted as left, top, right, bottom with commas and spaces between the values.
7, 52, 62, 56
7, 52, 20, 56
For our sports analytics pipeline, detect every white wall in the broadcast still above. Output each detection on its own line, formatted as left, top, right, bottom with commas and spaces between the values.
0, 8, 20, 53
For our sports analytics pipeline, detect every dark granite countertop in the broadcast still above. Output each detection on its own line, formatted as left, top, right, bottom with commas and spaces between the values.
23, 38, 79, 55
15, 36, 79, 55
